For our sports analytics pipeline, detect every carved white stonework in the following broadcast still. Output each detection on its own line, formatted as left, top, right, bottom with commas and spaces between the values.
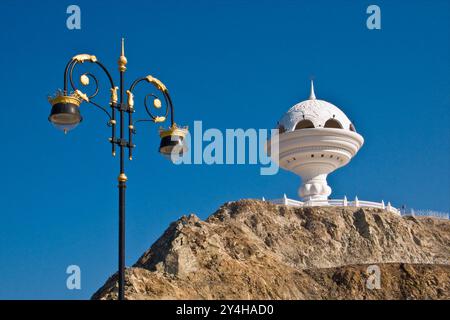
268, 81, 364, 201
277, 99, 354, 132
276, 81, 356, 133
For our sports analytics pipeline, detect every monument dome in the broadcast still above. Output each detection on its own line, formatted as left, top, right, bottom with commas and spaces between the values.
276, 81, 356, 133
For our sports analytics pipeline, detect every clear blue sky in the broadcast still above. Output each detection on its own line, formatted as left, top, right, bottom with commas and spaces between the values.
0, 0, 448, 299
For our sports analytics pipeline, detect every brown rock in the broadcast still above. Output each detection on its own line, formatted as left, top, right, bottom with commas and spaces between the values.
92, 200, 450, 300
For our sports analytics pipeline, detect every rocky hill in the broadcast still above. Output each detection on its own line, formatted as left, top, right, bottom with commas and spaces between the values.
92, 200, 450, 300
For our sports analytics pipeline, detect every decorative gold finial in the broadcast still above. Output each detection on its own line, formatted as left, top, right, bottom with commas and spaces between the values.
145, 75, 167, 92
118, 38, 127, 72
159, 124, 189, 138
48, 90, 82, 107
80, 74, 90, 86
153, 98, 162, 109
110, 86, 118, 105
126, 90, 134, 110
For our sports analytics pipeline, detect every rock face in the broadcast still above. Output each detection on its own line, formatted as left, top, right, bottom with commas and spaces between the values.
92, 200, 450, 300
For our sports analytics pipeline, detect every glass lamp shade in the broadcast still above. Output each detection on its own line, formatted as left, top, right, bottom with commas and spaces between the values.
159, 134, 187, 154
159, 126, 188, 162
48, 101, 82, 134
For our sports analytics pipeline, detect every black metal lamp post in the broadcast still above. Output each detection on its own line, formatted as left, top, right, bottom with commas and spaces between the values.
48, 39, 188, 300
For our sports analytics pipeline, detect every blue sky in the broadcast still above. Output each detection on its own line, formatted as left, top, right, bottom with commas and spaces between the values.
0, 0, 448, 299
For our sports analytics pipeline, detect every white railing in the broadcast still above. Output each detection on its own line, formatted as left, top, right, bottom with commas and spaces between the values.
267, 195, 400, 215
265, 196, 449, 219
401, 209, 449, 220
271, 197, 304, 207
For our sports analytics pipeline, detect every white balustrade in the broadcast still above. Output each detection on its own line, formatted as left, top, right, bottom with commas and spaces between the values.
267, 196, 401, 215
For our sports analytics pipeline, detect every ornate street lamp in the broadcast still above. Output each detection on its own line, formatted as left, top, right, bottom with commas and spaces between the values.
47, 39, 188, 300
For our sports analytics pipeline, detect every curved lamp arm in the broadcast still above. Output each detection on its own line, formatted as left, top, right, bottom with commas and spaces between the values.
128, 75, 175, 127
63, 54, 117, 120
60, 54, 119, 155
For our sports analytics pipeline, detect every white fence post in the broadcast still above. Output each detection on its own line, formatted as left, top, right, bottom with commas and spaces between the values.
283, 193, 288, 205
354, 196, 359, 207
386, 201, 392, 212
381, 200, 385, 209
343, 196, 347, 206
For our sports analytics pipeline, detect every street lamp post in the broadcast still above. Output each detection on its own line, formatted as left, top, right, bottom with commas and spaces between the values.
47, 39, 188, 300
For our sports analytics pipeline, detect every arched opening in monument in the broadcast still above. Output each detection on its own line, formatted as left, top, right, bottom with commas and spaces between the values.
324, 119, 343, 129
295, 120, 314, 130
